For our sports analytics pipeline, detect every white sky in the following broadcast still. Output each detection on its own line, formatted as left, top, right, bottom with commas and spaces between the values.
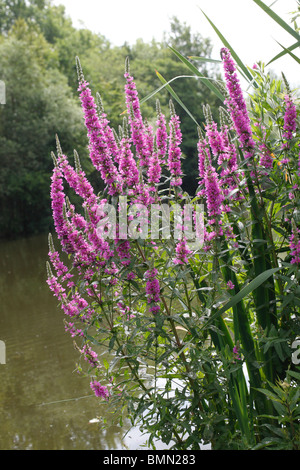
51, 0, 300, 86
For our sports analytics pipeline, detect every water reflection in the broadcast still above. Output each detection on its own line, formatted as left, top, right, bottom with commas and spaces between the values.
0, 233, 153, 450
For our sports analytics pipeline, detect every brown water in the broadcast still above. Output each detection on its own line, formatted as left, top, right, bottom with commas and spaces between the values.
0, 233, 153, 450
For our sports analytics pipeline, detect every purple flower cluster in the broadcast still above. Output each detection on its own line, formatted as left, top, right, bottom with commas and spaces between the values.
124, 69, 151, 169
168, 104, 183, 187
81, 344, 100, 367
156, 105, 168, 161
221, 48, 255, 159
90, 380, 109, 400
205, 117, 241, 201
259, 143, 274, 170
197, 133, 211, 183
118, 130, 139, 188
283, 94, 297, 141
290, 224, 300, 265
78, 80, 122, 196
46, 259, 95, 330
145, 268, 161, 314
233, 345, 241, 362
50, 151, 112, 269
174, 237, 192, 265
205, 120, 225, 158
147, 107, 167, 186
197, 112, 245, 249
204, 163, 224, 219
115, 239, 131, 266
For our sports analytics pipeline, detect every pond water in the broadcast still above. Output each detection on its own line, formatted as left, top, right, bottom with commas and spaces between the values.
0, 233, 160, 450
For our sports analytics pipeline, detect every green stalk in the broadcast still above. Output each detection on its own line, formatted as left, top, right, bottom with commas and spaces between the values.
246, 172, 275, 383
228, 379, 252, 444
192, 248, 263, 428
217, 236, 262, 388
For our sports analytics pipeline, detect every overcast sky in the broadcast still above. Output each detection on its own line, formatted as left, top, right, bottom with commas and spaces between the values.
51, 0, 300, 86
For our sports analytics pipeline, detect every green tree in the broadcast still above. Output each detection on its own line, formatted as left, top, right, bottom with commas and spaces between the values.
0, 19, 87, 237
0, 0, 47, 35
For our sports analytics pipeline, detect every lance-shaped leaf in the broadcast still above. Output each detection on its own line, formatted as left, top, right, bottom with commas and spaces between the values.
253, 0, 300, 42
188, 56, 222, 64
168, 45, 225, 102
154, 70, 201, 127
204, 267, 282, 328
199, 9, 257, 87
275, 41, 300, 65
267, 40, 300, 66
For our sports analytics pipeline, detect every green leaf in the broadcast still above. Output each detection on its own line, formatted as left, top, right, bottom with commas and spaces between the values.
252, 437, 285, 449
154, 70, 201, 127
168, 46, 225, 102
199, 9, 256, 86
103, 358, 110, 370
267, 40, 300, 66
252, 0, 300, 43
276, 41, 300, 65
272, 400, 287, 417
203, 267, 282, 328
139, 75, 187, 105
287, 370, 300, 381
188, 56, 222, 64
255, 388, 282, 403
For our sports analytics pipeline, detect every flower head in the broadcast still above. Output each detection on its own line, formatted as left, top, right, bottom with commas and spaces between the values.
204, 162, 224, 218
174, 237, 192, 265
168, 102, 183, 187
78, 80, 122, 195
233, 345, 241, 361
90, 380, 109, 400
283, 94, 297, 141
290, 221, 300, 265
145, 268, 161, 314
221, 47, 255, 159
124, 65, 150, 168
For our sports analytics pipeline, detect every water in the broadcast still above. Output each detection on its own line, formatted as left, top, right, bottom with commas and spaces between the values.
0, 233, 155, 450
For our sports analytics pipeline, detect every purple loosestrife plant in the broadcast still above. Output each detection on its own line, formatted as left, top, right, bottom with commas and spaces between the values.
47, 51, 300, 450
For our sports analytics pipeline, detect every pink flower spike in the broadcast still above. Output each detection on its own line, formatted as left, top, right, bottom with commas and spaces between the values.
174, 237, 192, 265
90, 380, 109, 400
145, 268, 161, 314
124, 60, 149, 168
221, 47, 255, 159
78, 80, 122, 195
283, 94, 297, 141
168, 102, 183, 187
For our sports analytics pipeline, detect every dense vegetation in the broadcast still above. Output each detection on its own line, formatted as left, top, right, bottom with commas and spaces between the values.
0, 0, 221, 238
